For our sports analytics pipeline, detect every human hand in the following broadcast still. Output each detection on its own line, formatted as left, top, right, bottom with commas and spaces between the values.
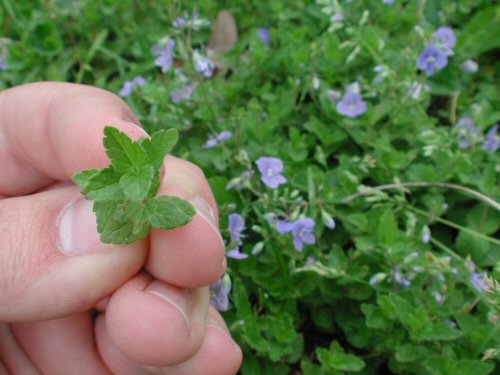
0, 83, 242, 374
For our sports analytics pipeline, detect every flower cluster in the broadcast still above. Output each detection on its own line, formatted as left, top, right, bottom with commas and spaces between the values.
455, 117, 499, 152
417, 26, 456, 76
276, 217, 316, 252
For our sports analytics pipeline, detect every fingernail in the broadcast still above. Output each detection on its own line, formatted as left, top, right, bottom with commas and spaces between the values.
206, 317, 231, 339
58, 198, 108, 256
206, 317, 241, 353
189, 196, 225, 251
124, 121, 150, 139
145, 281, 191, 328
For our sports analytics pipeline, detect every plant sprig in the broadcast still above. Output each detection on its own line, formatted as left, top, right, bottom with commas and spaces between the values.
72, 126, 195, 244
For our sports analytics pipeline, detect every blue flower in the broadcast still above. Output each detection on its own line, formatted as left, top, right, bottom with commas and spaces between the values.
417, 45, 448, 76
227, 213, 248, 260
471, 272, 491, 292
210, 274, 232, 311
337, 91, 367, 118
193, 50, 215, 78
203, 131, 232, 148
257, 28, 270, 46
432, 26, 456, 55
482, 124, 499, 153
276, 217, 316, 252
153, 39, 175, 73
171, 82, 196, 103
118, 76, 146, 97
256, 157, 287, 189
456, 117, 480, 148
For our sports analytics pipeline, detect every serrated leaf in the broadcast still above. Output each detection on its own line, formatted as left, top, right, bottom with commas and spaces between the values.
141, 129, 178, 170
94, 199, 150, 244
84, 168, 123, 201
119, 165, 154, 200
146, 196, 195, 229
72, 168, 100, 192
103, 126, 149, 173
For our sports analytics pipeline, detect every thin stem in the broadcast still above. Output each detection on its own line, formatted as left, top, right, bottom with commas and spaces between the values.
410, 205, 500, 247
342, 181, 500, 211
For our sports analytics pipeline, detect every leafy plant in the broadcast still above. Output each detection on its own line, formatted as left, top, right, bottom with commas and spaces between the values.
72, 126, 195, 244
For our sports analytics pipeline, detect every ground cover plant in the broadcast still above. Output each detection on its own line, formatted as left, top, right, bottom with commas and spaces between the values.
1, 0, 499, 373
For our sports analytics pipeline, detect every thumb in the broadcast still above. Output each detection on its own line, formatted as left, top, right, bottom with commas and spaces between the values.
0, 184, 146, 322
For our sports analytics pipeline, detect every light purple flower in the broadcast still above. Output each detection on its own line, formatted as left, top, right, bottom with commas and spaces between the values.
276, 219, 294, 235
417, 45, 448, 76
291, 218, 316, 252
118, 75, 146, 97
203, 131, 232, 148
312, 77, 320, 90
382, 0, 395, 4
0, 57, 6, 71
337, 91, 367, 118
210, 274, 231, 311
256, 157, 287, 189
153, 39, 175, 73
471, 272, 491, 292
227, 213, 248, 260
331, 13, 344, 23
482, 124, 499, 153
193, 51, 215, 78
274, 217, 316, 251
257, 28, 270, 46
171, 82, 196, 103
173, 17, 186, 28
461, 59, 478, 73
432, 27, 456, 55
119, 81, 135, 97
456, 117, 480, 148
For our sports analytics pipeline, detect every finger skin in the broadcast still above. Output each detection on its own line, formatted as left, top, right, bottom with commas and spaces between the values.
11, 313, 111, 375
0, 184, 146, 322
96, 308, 242, 375
105, 273, 209, 366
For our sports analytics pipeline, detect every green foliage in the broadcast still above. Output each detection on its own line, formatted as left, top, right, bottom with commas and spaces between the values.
72, 127, 194, 244
2, 0, 500, 373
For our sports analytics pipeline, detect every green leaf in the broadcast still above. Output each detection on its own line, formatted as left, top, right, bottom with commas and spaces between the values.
141, 129, 178, 169
119, 165, 154, 200
84, 168, 123, 201
103, 126, 149, 173
377, 209, 399, 246
317, 347, 365, 372
147, 196, 195, 229
72, 168, 100, 192
93, 200, 150, 244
